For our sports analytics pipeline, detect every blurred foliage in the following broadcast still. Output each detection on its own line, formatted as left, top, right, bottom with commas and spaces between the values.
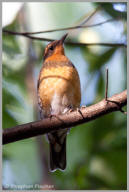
81, 47, 117, 72
2, 2, 127, 190
95, 2, 127, 20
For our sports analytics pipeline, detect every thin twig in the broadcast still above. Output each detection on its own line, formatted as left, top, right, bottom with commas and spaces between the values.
119, 108, 127, 114
107, 99, 127, 115
2, 31, 127, 47
73, 8, 95, 27
105, 68, 109, 101
77, 6, 102, 26
3, 90, 127, 145
3, 19, 114, 36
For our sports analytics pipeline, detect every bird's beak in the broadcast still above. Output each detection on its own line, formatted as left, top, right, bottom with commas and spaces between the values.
59, 33, 68, 44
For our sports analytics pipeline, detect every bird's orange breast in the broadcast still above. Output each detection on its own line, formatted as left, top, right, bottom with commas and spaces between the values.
38, 55, 81, 116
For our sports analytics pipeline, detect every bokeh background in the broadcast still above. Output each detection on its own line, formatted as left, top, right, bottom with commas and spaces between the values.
2, 2, 127, 190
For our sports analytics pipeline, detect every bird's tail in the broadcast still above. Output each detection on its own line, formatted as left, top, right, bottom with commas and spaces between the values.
48, 131, 67, 172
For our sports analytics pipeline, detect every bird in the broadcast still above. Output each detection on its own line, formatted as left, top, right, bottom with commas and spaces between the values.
37, 33, 81, 172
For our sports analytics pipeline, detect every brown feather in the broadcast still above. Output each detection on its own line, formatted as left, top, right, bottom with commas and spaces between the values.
37, 34, 81, 171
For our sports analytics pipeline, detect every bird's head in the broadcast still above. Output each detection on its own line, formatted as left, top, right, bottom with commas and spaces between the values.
43, 33, 68, 60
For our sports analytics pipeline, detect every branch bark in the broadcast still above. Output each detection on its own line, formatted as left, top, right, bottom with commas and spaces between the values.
3, 90, 127, 145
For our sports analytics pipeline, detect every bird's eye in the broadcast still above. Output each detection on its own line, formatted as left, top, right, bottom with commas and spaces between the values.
49, 46, 54, 51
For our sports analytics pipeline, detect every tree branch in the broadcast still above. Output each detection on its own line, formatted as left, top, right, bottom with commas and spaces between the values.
3, 18, 114, 35
2, 5, 127, 48
2, 30, 127, 48
3, 90, 127, 145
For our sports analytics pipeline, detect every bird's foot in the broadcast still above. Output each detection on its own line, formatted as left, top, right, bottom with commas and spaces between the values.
81, 105, 86, 108
48, 114, 58, 120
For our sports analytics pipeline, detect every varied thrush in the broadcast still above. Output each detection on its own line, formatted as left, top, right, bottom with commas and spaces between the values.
37, 34, 81, 171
